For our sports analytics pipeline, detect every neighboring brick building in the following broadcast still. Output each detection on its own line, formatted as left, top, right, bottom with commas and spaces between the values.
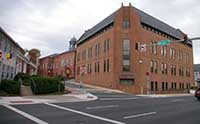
75, 4, 194, 94
38, 50, 76, 78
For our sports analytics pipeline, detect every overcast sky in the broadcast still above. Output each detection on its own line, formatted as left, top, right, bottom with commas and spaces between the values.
0, 0, 200, 63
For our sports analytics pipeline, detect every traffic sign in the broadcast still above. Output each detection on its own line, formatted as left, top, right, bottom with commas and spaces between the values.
0, 51, 2, 61
80, 66, 87, 75
6, 53, 12, 59
140, 44, 146, 52
157, 40, 171, 46
66, 67, 70, 77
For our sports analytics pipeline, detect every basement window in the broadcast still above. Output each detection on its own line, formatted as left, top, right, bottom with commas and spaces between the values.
120, 79, 134, 85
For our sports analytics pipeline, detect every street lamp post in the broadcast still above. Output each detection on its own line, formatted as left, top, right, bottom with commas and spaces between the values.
63, 61, 67, 87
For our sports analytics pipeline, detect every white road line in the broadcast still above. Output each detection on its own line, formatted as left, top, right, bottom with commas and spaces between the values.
97, 95, 131, 97
3, 105, 48, 124
86, 105, 119, 110
100, 97, 139, 101
171, 99, 185, 103
45, 103, 126, 124
124, 112, 157, 119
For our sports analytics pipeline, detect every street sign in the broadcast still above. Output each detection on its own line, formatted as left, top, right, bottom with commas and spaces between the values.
140, 44, 146, 52
157, 40, 171, 46
6, 53, 12, 59
80, 66, 87, 75
66, 67, 70, 77
0, 51, 2, 61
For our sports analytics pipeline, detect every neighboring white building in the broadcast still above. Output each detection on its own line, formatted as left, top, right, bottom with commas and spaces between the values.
0, 27, 18, 80
194, 64, 200, 86
0, 27, 40, 82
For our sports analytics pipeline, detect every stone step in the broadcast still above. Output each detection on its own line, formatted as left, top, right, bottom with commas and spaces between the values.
20, 86, 33, 96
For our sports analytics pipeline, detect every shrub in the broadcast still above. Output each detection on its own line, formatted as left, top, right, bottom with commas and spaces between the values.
0, 80, 20, 95
190, 86, 200, 90
14, 73, 31, 86
54, 75, 64, 81
31, 77, 64, 94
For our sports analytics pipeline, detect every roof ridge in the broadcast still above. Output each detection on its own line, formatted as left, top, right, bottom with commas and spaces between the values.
77, 9, 119, 44
134, 7, 179, 32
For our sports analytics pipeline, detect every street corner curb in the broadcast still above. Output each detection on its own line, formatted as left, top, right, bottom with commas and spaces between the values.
63, 93, 98, 101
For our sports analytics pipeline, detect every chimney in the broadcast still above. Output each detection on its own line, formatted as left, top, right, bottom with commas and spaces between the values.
121, 2, 123, 7
129, 2, 132, 7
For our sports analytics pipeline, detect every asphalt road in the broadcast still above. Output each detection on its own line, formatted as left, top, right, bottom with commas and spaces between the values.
1, 93, 200, 124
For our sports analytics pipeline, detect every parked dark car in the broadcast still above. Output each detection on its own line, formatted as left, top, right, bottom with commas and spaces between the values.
194, 88, 200, 101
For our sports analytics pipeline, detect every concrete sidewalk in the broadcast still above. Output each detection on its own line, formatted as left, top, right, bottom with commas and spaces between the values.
0, 93, 97, 105
65, 80, 124, 93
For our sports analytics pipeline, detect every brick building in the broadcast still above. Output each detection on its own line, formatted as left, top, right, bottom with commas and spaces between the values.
38, 50, 76, 78
75, 4, 194, 94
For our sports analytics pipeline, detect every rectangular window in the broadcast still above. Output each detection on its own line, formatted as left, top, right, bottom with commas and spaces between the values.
154, 61, 158, 74
171, 82, 174, 90
180, 51, 183, 61
164, 63, 167, 74
104, 39, 110, 53
161, 46, 164, 56
107, 39, 110, 52
171, 65, 173, 75
82, 50, 86, 60
173, 65, 175, 75
165, 82, 168, 90
174, 82, 177, 90
98, 43, 100, 55
95, 44, 98, 56
170, 48, 172, 59
164, 46, 167, 57
155, 82, 158, 91
162, 82, 165, 91
186, 53, 189, 63
172, 49, 175, 60
87, 47, 93, 59
122, 39, 130, 72
150, 42, 153, 53
123, 20, 130, 28
150, 61, 154, 73
77, 53, 81, 61
103, 60, 106, 72
120, 79, 134, 85
104, 40, 106, 53
153, 42, 157, 54
151, 81, 154, 91
87, 64, 91, 74
161, 63, 164, 74
135, 42, 140, 50
95, 62, 99, 73
77, 66, 80, 75
106, 59, 109, 72
95, 62, 97, 72
97, 61, 100, 72
95, 43, 100, 56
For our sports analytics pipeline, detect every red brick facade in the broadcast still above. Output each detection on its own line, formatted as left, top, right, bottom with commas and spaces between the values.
75, 5, 194, 94
38, 50, 76, 78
